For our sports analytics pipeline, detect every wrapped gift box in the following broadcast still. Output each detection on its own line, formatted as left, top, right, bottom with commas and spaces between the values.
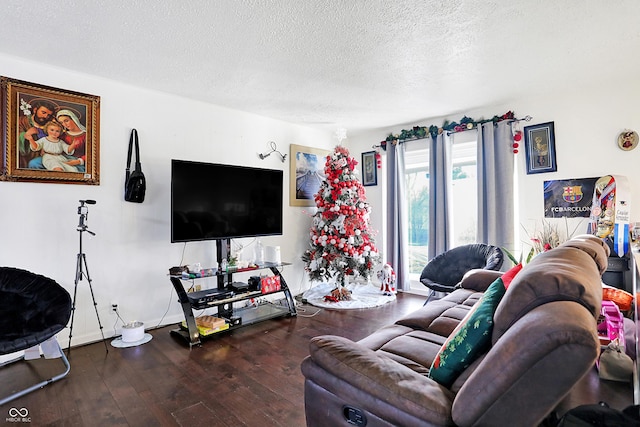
261, 275, 281, 294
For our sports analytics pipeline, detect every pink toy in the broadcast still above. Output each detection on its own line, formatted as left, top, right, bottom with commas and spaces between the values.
597, 300, 625, 348
377, 263, 396, 296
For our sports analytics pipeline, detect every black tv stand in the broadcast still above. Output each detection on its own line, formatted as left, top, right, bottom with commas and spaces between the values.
169, 239, 297, 348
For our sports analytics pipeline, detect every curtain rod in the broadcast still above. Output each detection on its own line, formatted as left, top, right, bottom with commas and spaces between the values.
372, 111, 532, 150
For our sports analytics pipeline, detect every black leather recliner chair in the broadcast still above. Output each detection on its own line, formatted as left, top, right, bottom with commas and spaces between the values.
419, 243, 504, 304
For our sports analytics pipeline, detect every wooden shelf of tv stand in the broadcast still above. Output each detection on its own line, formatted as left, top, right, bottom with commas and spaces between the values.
169, 263, 297, 348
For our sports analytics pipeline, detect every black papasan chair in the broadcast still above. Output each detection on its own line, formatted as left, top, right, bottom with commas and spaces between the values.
419, 243, 504, 305
0, 266, 72, 405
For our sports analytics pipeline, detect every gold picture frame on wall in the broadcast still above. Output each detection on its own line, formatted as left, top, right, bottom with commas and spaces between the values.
289, 144, 330, 207
0, 77, 100, 185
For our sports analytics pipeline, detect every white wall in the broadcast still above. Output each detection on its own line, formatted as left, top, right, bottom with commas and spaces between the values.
349, 73, 640, 262
0, 53, 333, 347
4, 51, 638, 347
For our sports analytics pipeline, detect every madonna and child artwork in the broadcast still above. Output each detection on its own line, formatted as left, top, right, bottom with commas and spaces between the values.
1, 77, 100, 185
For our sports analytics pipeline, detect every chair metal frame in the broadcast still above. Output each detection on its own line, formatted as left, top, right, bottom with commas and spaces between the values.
0, 339, 70, 406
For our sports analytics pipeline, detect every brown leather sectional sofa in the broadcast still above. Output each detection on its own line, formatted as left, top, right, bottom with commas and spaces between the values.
301, 235, 609, 426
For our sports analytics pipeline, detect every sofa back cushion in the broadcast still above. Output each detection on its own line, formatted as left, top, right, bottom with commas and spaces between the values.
492, 235, 608, 343
428, 277, 506, 387
428, 263, 522, 387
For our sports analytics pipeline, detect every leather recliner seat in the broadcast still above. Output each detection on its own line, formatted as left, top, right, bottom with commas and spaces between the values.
301, 235, 609, 426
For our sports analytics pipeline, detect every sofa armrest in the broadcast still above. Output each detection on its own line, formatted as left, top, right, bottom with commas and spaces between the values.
457, 268, 503, 292
304, 335, 455, 425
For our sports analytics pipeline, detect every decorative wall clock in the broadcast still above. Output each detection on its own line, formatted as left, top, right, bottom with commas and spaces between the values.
617, 130, 638, 151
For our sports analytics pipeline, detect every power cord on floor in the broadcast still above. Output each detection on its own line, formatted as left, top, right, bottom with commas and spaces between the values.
264, 296, 323, 317
291, 294, 323, 317
111, 307, 127, 337
295, 306, 323, 318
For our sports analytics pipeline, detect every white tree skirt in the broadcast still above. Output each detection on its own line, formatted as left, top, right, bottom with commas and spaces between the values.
303, 282, 396, 309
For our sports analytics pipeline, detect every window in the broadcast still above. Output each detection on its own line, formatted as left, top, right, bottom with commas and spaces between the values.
405, 132, 478, 288
449, 133, 477, 248
404, 141, 430, 283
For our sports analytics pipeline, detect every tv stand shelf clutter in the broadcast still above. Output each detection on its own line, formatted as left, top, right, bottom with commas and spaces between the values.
169, 262, 297, 348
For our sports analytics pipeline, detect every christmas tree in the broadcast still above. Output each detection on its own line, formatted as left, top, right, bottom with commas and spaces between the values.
302, 145, 380, 300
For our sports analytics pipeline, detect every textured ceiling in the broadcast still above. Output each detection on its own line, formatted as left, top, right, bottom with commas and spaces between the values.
1, 1, 638, 132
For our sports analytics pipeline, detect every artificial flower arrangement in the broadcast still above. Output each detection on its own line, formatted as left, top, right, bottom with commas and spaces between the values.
504, 218, 584, 265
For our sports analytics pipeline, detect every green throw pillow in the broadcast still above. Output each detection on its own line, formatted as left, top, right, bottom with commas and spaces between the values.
428, 264, 521, 387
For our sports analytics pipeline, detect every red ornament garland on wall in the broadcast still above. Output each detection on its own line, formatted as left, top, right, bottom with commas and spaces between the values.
512, 130, 522, 154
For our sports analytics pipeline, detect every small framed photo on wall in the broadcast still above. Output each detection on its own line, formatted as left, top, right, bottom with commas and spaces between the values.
361, 151, 377, 186
524, 121, 556, 174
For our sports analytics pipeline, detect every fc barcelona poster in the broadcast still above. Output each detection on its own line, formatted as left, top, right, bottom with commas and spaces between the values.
543, 178, 598, 218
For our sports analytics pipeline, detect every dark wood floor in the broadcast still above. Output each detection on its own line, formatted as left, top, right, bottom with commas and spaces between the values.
2, 292, 635, 426
1, 293, 426, 426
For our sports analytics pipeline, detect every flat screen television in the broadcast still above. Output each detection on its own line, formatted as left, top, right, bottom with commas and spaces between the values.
171, 159, 283, 243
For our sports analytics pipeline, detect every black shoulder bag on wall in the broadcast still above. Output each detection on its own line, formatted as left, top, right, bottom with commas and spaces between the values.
124, 129, 146, 203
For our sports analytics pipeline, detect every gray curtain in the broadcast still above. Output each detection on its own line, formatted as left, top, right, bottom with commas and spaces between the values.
477, 121, 515, 255
386, 142, 410, 291
428, 132, 450, 257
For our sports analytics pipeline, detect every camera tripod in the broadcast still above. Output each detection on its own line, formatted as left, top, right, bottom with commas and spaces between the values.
67, 200, 108, 354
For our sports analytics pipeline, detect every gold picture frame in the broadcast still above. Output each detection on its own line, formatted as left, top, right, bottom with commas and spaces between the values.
289, 144, 330, 207
1, 77, 100, 184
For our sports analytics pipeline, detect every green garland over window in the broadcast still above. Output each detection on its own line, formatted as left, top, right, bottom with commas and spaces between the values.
377, 110, 523, 150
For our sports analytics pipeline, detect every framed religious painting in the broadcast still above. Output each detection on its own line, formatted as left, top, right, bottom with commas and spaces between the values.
0, 77, 100, 184
524, 121, 556, 175
289, 144, 330, 206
